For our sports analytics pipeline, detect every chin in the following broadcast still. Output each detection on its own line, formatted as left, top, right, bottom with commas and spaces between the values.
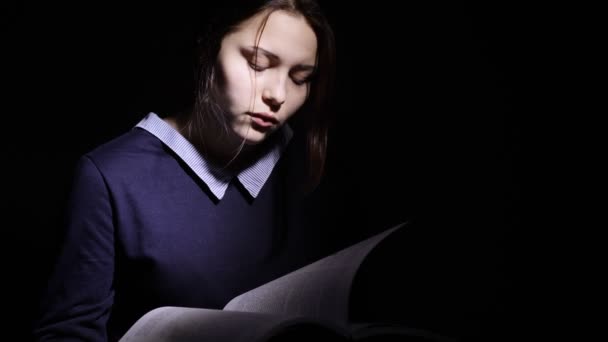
243, 125, 277, 145
243, 133, 268, 146
231, 128, 265, 146
233, 119, 281, 146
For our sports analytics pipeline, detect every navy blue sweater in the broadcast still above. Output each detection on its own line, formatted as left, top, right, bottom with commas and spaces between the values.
33, 127, 350, 341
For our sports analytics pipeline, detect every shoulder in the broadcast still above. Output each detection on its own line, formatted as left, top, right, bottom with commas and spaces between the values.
87, 127, 161, 159
76, 127, 169, 180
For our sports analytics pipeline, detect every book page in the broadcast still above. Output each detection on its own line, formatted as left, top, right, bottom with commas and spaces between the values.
223, 222, 407, 327
119, 306, 349, 342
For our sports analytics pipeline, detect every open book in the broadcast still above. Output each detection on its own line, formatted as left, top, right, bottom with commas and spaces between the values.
120, 222, 455, 342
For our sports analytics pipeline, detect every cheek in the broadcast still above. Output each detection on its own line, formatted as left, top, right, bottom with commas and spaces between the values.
285, 88, 309, 117
220, 59, 254, 106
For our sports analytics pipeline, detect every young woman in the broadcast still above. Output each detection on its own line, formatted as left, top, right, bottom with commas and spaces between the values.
33, 1, 346, 340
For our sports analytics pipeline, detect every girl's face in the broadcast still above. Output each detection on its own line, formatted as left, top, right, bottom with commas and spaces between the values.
215, 10, 318, 145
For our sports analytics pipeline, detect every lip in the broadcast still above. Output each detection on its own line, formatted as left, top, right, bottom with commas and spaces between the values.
248, 112, 279, 127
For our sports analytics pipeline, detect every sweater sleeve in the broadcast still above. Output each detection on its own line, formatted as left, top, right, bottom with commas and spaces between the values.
33, 156, 115, 342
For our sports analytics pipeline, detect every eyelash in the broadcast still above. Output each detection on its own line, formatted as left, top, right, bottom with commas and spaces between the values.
248, 62, 310, 86
292, 78, 310, 86
248, 61, 266, 72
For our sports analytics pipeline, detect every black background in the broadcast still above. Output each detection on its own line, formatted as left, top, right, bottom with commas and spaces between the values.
2, 1, 521, 341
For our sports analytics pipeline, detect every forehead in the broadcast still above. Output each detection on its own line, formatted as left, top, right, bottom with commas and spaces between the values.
230, 10, 318, 65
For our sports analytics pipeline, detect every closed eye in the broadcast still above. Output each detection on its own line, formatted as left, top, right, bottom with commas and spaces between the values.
291, 77, 312, 86
248, 61, 267, 72
243, 48, 271, 71
241, 46, 315, 85
291, 70, 314, 86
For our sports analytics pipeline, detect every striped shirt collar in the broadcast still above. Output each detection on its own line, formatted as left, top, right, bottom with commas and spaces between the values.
135, 112, 293, 200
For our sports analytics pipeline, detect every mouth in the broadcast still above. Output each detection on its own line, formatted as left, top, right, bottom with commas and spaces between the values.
248, 112, 279, 129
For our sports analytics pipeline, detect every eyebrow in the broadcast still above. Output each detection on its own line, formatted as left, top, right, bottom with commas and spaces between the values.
248, 46, 316, 71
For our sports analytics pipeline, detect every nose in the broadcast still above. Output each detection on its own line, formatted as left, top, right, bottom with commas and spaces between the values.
261, 75, 287, 111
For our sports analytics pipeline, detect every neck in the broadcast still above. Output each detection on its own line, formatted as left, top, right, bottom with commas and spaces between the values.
165, 112, 262, 172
